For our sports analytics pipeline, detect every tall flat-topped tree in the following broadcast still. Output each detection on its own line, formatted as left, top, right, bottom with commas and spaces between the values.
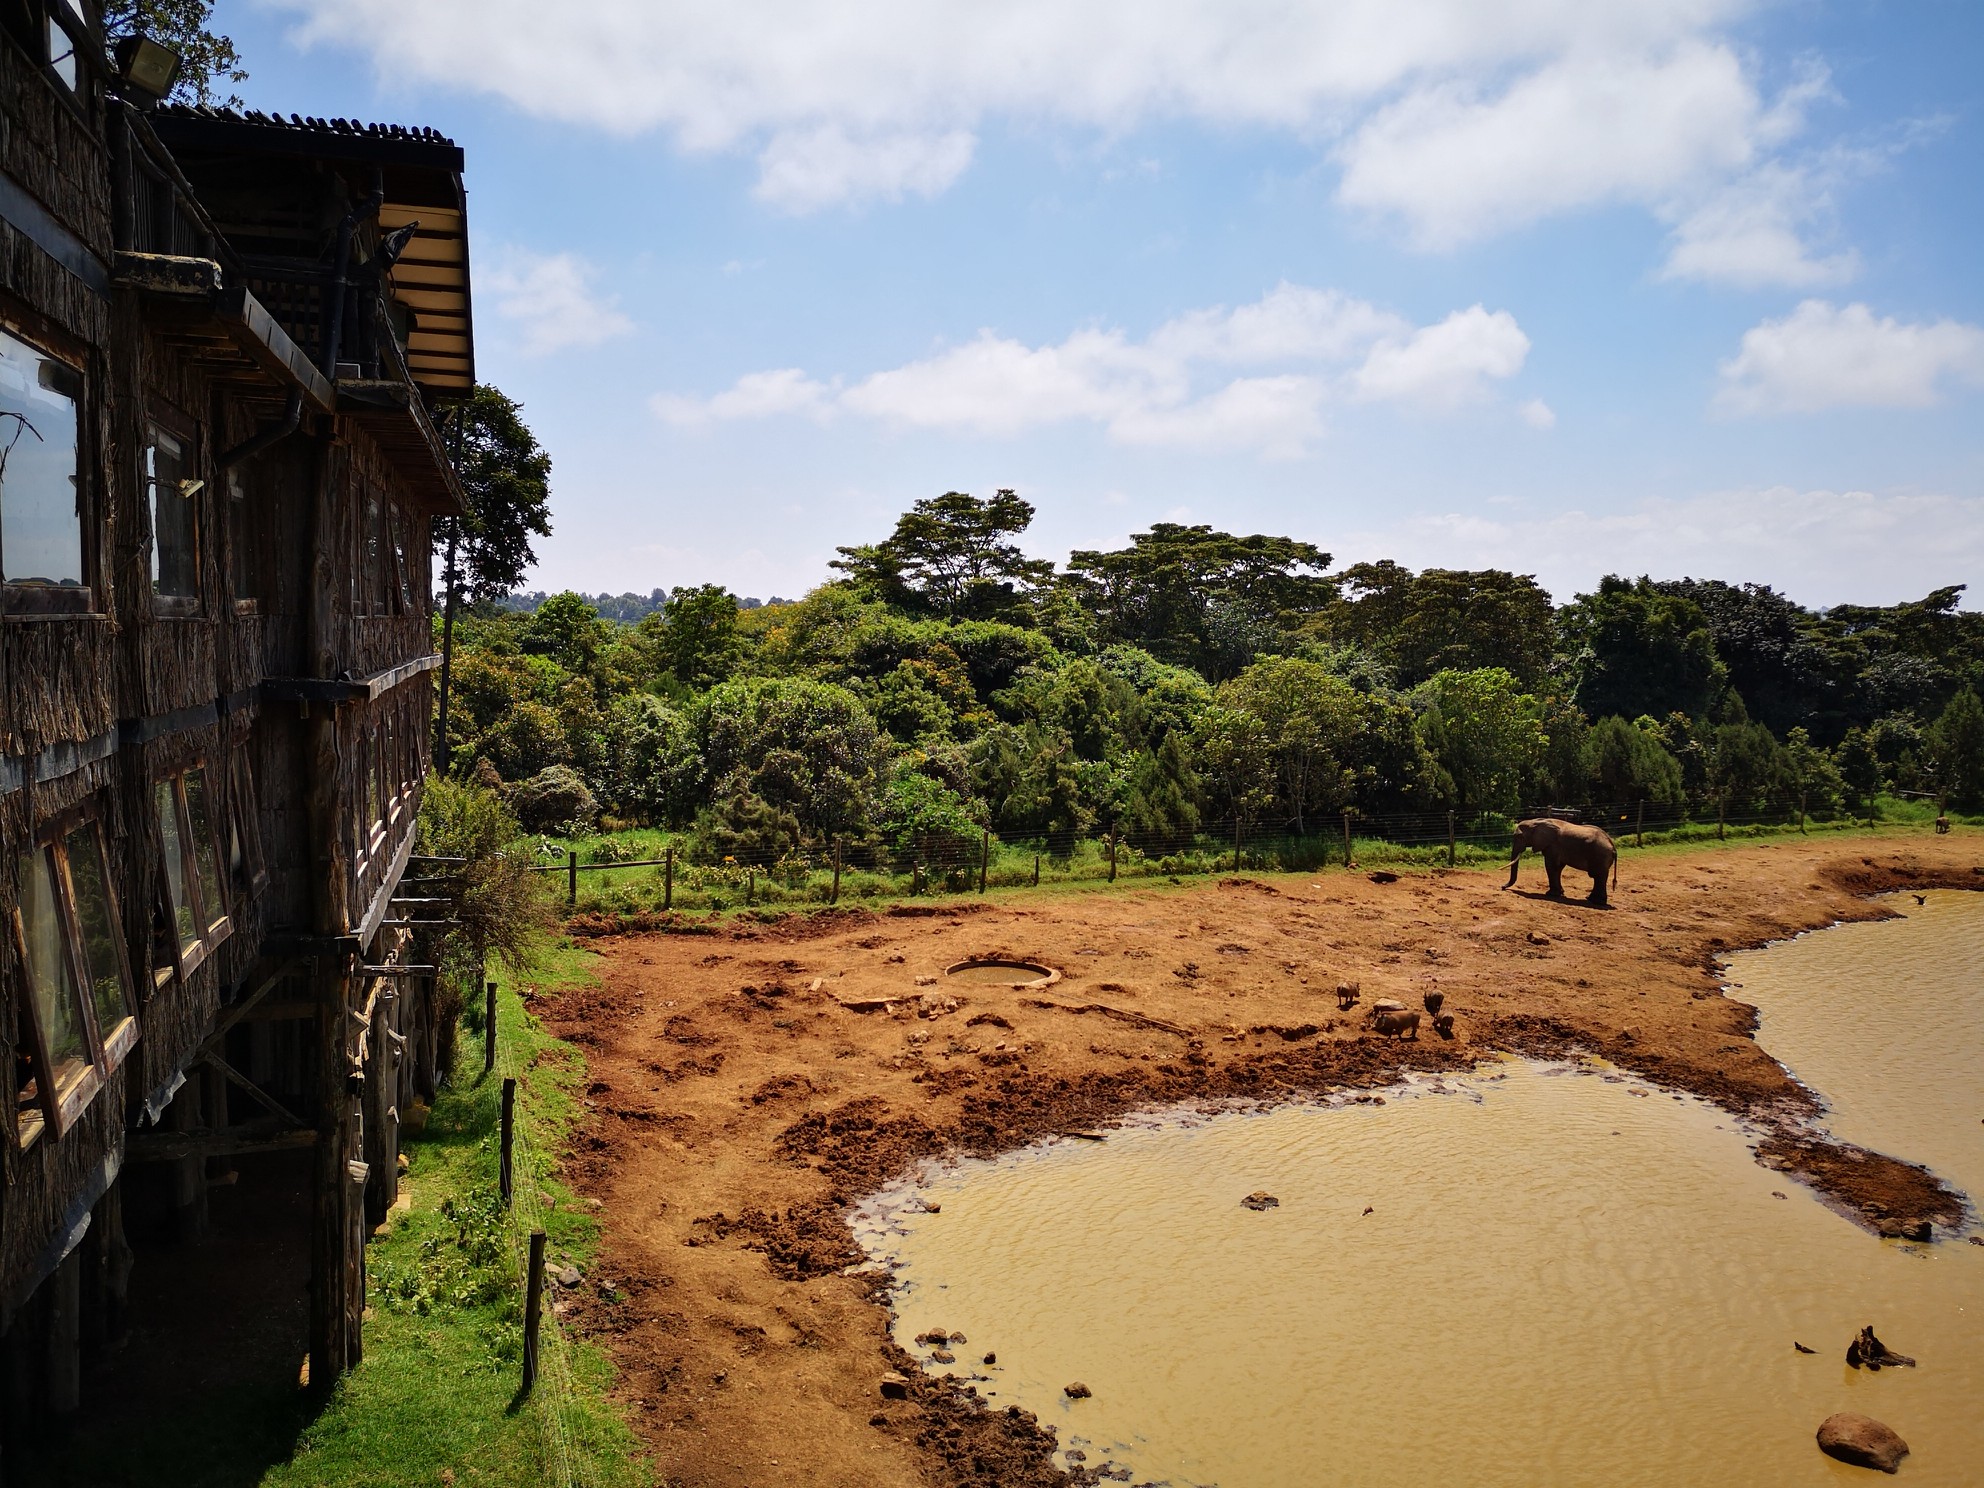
833, 489, 1053, 620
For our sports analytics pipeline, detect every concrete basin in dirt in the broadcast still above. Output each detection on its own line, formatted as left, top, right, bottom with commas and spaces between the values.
943, 958, 1059, 989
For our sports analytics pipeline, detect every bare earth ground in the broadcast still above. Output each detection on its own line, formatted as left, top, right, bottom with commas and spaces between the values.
536, 831, 1983, 1488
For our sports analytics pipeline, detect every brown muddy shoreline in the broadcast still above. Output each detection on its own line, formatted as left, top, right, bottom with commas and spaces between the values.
539, 831, 1980, 1488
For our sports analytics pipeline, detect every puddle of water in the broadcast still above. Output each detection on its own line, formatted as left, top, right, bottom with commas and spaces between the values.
1728, 888, 1984, 1202
860, 1063, 1981, 1483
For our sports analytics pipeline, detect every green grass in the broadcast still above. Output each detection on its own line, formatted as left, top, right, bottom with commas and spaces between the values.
269, 951, 648, 1488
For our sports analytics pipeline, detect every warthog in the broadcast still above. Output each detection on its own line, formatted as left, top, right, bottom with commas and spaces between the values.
1371, 1009, 1420, 1039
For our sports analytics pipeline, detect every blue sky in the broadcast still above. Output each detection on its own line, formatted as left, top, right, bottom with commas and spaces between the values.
224, 1, 1983, 608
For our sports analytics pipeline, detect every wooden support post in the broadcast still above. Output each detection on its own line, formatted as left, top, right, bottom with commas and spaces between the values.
911, 860, 922, 896
309, 959, 361, 1388
979, 831, 989, 893
664, 847, 674, 910
1233, 816, 1242, 873
566, 849, 578, 906
1032, 853, 1040, 887
521, 1229, 546, 1397
169, 1076, 211, 1244
1636, 799, 1645, 848
46, 1247, 81, 1415
499, 1078, 516, 1205
1107, 828, 1117, 883
1342, 812, 1354, 868
484, 979, 498, 1074
831, 840, 841, 904
1446, 811, 1456, 868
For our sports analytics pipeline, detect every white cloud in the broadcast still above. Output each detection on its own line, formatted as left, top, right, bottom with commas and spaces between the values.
1716, 301, 1984, 415
1342, 486, 1984, 609
655, 283, 1536, 455
651, 368, 835, 427
482, 248, 632, 355
1351, 306, 1530, 409
266, 0, 1858, 271
1336, 42, 1757, 249
753, 126, 975, 212
1519, 398, 1557, 430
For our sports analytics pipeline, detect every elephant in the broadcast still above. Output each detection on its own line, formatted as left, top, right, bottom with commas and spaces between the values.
1504, 818, 1617, 906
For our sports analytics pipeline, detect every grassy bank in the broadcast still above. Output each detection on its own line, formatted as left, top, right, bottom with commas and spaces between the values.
273, 946, 647, 1488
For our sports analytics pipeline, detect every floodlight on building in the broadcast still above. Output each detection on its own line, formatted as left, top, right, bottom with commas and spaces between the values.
112, 34, 182, 103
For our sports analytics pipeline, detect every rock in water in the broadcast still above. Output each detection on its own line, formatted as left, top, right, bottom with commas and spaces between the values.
1241, 1191, 1280, 1211
1816, 1413, 1909, 1473
1064, 1381, 1092, 1399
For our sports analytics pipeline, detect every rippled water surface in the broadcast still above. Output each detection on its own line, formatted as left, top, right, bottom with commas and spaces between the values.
856, 894, 1983, 1486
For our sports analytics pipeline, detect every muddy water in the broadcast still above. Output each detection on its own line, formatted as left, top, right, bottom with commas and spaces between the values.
856, 904, 1983, 1486
1728, 889, 1984, 1202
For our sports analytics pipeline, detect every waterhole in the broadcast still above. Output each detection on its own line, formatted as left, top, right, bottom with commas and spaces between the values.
856, 893, 1983, 1486
944, 958, 1058, 988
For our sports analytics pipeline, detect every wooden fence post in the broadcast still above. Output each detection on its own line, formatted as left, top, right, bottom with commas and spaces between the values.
1716, 794, 1726, 841
978, 831, 989, 894
1635, 799, 1645, 848
831, 839, 841, 904
1799, 792, 1807, 833
1446, 811, 1456, 867
566, 849, 577, 906
521, 1229, 546, 1396
1107, 828, 1117, 883
1032, 853, 1040, 887
746, 867, 754, 905
1342, 812, 1353, 868
483, 979, 497, 1075
499, 1078, 516, 1205
912, 860, 923, 896
1232, 816, 1242, 873
664, 847, 674, 910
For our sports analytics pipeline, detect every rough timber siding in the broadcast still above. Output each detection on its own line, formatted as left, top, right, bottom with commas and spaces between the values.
0, 39, 111, 254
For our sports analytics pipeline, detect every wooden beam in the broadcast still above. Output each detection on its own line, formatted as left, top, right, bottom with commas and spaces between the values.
125, 1125, 317, 1163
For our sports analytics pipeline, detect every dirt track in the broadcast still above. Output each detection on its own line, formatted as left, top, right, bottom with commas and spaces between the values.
537, 831, 1982, 1488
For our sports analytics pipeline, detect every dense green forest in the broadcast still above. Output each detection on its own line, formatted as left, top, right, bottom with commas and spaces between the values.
436, 490, 1984, 862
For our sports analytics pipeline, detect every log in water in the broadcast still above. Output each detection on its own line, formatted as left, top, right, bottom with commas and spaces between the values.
855, 893, 1982, 1485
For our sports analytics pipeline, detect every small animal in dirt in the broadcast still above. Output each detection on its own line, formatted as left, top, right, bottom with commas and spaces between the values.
1371, 1008, 1420, 1039
1504, 818, 1618, 906
1335, 981, 1361, 1010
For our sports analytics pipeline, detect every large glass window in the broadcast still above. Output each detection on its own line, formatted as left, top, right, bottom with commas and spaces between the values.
64, 824, 134, 1052
14, 813, 136, 1146
153, 765, 231, 982
228, 753, 266, 895
182, 768, 225, 932
19, 852, 88, 1091
0, 326, 84, 594
155, 778, 196, 954
148, 424, 200, 601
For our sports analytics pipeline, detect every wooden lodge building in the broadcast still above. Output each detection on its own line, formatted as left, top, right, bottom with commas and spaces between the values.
0, 0, 473, 1446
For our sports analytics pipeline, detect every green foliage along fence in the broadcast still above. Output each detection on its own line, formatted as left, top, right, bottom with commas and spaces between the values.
531, 793, 1957, 915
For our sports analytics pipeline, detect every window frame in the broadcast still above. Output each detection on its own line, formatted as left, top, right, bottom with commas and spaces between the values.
13, 806, 138, 1148
227, 750, 268, 897
145, 407, 204, 616
151, 762, 232, 989
0, 311, 95, 617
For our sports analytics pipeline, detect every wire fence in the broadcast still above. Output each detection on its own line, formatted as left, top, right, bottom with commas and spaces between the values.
527, 793, 1932, 914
